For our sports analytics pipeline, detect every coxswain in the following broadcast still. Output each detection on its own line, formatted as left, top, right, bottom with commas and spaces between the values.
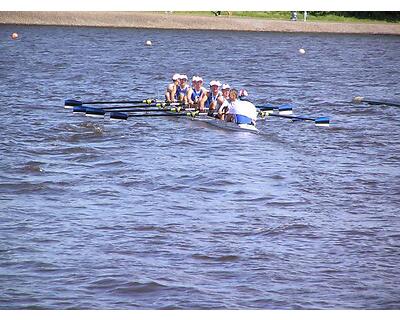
175, 74, 190, 104
187, 76, 207, 109
225, 88, 258, 126
199, 80, 223, 113
165, 73, 180, 102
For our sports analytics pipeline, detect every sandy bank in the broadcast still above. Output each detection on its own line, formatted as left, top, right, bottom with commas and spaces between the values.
1, 11, 400, 35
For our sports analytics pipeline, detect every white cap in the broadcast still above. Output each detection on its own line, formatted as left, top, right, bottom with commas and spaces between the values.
172, 73, 180, 81
192, 76, 204, 83
192, 76, 203, 82
209, 80, 221, 87
180, 74, 188, 80
239, 89, 248, 97
222, 83, 230, 90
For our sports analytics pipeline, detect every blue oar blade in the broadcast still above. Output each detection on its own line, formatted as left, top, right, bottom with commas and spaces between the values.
315, 117, 330, 127
278, 104, 293, 115
110, 112, 128, 121
85, 107, 105, 118
72, 106, 87, 114
65, 99, 82, 108
263, 103, 274, 108
258, 104, 274, 115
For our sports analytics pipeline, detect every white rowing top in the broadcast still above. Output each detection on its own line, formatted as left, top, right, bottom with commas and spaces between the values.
228, 100, 258, 121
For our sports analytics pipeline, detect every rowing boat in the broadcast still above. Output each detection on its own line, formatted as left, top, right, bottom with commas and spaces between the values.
190, 114, 259, 133
64, 98, 329, 129
155, 104, 260, 133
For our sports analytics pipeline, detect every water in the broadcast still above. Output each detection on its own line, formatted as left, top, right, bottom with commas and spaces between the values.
0, 25, 399, 309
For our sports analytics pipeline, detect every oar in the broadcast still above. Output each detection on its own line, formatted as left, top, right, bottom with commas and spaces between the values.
64, 98, 162, 108
259, 111, 330, 127
71, 102, 186, 114
352, 96, 400, 108
100, 107, 197, 114
258, 103, 293, 115
109, 111, 205, 121
80, 106, 198, 118
98, 101, 186, 110
72, 106, 105, 116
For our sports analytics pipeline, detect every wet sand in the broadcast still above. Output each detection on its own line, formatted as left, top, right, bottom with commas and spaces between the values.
1, 11, 399, 35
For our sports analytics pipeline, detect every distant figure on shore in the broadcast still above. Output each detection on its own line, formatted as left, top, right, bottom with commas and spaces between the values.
212, 11, 231, 17
291, 11, 307, 22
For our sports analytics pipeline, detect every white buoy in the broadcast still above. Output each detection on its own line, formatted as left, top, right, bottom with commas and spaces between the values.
145, 40, 152, 46
11, 32, 19, 40
299, 48, 306, 54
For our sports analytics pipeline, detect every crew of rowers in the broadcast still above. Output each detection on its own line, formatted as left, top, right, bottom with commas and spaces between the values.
165, 73, 258, 126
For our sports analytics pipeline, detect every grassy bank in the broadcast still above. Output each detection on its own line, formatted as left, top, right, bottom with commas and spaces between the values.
173, 11, 400, 24
1, 12, 399, 35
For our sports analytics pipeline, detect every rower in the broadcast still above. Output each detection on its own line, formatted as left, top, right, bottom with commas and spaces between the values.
238, 89, 250, 101
165, 73, 180, 102
225, 89, 258, 126
216, 83, 230, 119
187, 76, 207, 109
199, 80, 223, 113
175, 74, 190, 104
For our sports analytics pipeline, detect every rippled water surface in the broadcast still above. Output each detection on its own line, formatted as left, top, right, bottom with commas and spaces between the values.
0, 25, 399, 309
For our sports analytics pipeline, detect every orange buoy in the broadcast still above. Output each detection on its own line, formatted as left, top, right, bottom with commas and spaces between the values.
11, 32, 19, 40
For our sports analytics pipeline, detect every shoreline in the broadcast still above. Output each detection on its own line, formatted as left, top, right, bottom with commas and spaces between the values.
1, 11, 400, 35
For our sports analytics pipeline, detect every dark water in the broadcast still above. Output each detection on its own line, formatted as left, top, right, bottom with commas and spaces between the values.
0, 25, 399, 309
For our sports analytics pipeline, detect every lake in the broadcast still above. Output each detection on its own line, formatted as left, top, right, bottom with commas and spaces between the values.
0, 25, 399, 309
